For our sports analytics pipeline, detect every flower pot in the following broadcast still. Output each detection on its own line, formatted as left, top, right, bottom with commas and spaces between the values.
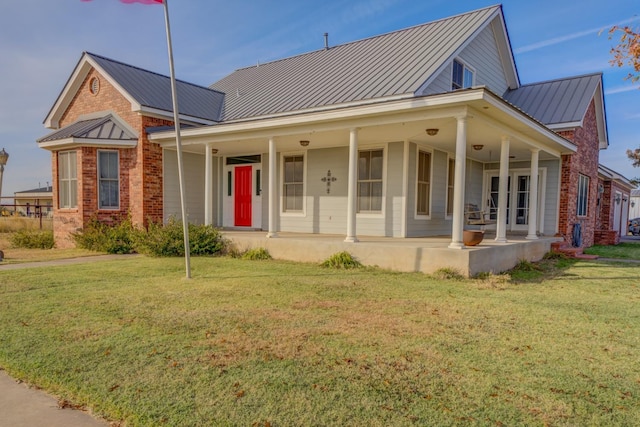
463, 230, 484, 246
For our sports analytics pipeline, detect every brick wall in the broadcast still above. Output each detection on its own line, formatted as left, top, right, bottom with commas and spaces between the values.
50, 67, 168, 247
556, 99, 600, 248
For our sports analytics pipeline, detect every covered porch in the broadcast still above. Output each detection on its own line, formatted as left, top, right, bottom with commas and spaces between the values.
223, 230, 560, 277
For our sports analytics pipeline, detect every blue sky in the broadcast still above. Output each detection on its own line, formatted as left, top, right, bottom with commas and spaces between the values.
0, 0, 638, 197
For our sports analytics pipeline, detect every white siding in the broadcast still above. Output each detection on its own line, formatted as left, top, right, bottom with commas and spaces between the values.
421, 25, 509, 96
163, 150, 206, 225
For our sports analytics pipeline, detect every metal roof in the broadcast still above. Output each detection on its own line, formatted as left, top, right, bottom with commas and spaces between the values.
37, 114, 136, 143
87, 52, 225, 123
14, 187, 52, 195
503, 73, 602, 126
210, 5, 501, 121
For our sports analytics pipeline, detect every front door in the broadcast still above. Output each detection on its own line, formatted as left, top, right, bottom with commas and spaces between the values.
234, 166, 252, 226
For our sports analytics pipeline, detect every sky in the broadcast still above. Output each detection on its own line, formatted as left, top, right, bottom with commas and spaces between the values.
0, 0, 638, 198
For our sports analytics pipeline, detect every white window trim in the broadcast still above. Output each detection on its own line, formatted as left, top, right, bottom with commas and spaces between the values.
58, 150, 77, 210
97, 149, 120, 210
280, 151, 307, 217
356, 145, 387, 218
577, 174, 590, 218
451, 58, 476, 90
414, 147, 433, 220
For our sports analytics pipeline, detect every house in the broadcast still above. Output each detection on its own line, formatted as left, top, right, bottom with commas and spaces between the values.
37, 5, 630, 274
630, 189, 640, 222
13, 186, 53, 217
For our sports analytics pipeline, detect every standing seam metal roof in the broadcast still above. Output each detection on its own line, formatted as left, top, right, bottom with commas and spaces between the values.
210, 5, 501, 121
87, 52, 225, 123
37, 115, 136, 143
503, 73, 602, 126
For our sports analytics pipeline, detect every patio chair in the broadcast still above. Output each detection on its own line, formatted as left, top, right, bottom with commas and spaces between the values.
464, 203, 496, 226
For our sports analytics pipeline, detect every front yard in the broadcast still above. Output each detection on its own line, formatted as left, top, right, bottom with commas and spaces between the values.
1, 252, 639, 426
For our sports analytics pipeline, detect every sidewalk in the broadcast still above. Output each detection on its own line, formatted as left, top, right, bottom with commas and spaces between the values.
0, 370, 109, 427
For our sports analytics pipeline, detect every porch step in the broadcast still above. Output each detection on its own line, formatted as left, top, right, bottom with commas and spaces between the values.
550, 241, 599, 260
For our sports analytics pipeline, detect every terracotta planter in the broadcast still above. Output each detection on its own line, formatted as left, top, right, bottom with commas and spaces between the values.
463, 230, 484, 246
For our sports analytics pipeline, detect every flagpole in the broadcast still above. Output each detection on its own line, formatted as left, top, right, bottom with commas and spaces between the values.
161, 0, 191, 279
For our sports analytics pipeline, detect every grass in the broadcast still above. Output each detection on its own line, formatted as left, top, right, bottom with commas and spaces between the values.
0, 232, 99, 264
1, 255, 640, 426
584, 242, 640, 260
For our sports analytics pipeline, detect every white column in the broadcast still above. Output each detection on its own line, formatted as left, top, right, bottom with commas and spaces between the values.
495, 136, 510, 243
448, 116, 467, 249
267, 137, 278, 238
345, 128, 359, 243
401, 139, 410, 237
526, 148, 540, 240
204, 143, 213, 225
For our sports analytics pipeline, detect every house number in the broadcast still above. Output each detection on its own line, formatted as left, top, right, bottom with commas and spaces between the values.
321, 170, 337, 194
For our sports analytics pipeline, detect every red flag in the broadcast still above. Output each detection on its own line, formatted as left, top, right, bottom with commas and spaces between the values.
81, 0, 162, 4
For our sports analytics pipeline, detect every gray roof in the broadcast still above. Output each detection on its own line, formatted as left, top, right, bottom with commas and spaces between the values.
210, 5, 501, 121
87, 52, 225, 123
503, 73, 602, 126
37, 114, 136, 143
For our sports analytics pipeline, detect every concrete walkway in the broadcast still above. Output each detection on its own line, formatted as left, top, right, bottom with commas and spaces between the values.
0, 370, 109, 427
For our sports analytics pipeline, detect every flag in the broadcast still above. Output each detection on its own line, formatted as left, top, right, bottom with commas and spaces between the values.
81, 0, 162, 4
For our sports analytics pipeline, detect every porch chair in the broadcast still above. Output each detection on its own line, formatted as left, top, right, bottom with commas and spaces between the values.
464, 203, 496, 226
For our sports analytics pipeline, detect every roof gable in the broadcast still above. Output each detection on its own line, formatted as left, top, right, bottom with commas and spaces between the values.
210, 5, 510, 121
503, 73, 608, 148
44, 52, 225, 128
38, 112, 137, 150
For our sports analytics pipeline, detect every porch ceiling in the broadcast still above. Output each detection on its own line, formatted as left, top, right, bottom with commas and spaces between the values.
153, 88, 575, 163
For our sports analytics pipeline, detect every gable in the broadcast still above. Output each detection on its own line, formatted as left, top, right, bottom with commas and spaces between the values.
420, 23, 513, 96
210, 5, 507, 121
44, 52, 225, 129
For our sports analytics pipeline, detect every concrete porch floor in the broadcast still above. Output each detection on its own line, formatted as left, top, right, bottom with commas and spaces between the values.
222, 230, 561, 277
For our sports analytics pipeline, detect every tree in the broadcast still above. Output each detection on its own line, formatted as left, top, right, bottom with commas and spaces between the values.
608, 24, 640, 84
608, 23, 640, 182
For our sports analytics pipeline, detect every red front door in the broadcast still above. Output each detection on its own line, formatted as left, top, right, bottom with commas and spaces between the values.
234, 166, 252, 227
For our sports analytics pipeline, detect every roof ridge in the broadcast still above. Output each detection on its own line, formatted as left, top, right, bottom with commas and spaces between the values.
85, 51, 225, 95
228, 5, 502, 73
517, 72, 603, 88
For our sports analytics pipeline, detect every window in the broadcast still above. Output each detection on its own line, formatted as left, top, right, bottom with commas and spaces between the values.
452, 59, 474, 90
417, 150, 431, 216
98, 151, 119, 209
58, 151, 77, 209
358, 149, 383, 212
577, 174, 589, 217
446, 157, 455, 216
283, 155, 304, 212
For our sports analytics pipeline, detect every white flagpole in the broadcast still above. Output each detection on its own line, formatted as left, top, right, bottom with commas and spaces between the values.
161, 0, 191, 278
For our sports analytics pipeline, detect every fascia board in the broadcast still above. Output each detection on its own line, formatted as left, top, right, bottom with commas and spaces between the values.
44, 58, 92, 129
38, 137, 137, 151
138, 106, 217, 126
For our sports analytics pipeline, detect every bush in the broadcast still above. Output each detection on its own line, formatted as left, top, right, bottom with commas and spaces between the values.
73, 216, 136, 254
134, 218, 227, 257
321, 251, 362, 269
10, 230, 55, 249
241, 247, 272, 260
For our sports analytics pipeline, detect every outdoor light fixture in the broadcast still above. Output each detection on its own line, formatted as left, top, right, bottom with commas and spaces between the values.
472, 144, 484, 151
211, 148, 218, 154
632, 201, 636, 208
598, 184, 605, 194
299, 140, 310, 147
425, 128, 439, 136
623, 196, 628, 202
615, 194, 621, 204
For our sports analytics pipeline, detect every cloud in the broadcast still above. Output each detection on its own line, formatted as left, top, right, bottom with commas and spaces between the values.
515, 16, 640, 54
605, 85, 640, 95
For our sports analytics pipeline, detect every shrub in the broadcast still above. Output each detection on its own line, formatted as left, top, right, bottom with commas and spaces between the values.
241, 247, 272, 260
73, 216, 136, 254
134, 218, 227, 257
10, 230, 55, 249
321, 251, 362, 269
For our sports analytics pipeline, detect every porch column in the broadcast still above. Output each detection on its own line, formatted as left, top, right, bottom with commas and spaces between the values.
448, 115, 467, 249
526, 148, 540, 240
401, 139, 410, 237
345, 128, 359, 243
267, 137, 278, 238
495, 136, 510, 243
204, 143, 213, 225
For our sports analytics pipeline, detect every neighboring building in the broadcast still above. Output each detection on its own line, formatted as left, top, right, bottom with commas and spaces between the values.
595, 165, 634, 243
37, 5, 631, 271
630, 189, 640, 221
13, 186, 53, 217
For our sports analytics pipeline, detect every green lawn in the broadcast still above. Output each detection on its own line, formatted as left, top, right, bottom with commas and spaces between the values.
1, 255, 639, 426
584, 242, 640, 260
